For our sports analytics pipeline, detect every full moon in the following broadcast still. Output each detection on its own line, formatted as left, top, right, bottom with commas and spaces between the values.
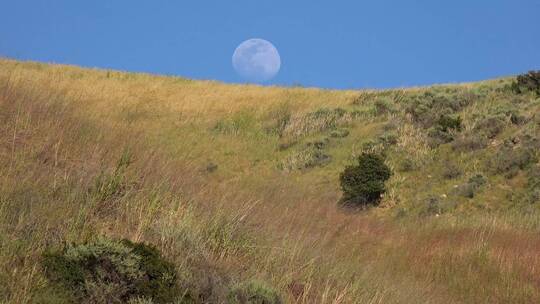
232, 38, 281, 82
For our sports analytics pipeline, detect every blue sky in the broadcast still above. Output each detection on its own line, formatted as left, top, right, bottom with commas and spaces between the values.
1, 1, 539, 89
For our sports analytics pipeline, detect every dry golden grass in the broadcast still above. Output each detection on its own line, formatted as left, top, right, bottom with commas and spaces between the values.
1, 58, 540, 303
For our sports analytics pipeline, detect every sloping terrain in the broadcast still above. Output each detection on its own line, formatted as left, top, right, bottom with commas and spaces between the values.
1, 58, 539, 303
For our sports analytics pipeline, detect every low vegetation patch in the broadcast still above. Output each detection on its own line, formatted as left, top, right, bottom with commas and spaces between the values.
442, 162, 462, 180
279, 142, 331, 171
511, 71, 540, 96
404, 90, 472, 128
451, 132, 488, 152
227, 280, 282, 304
213, 111, 258, 136
473, 116, 505, 139
280, 108, 354, 139
454, 174, 487, 198
41, 238, 182, 304
488, 145, 537, 178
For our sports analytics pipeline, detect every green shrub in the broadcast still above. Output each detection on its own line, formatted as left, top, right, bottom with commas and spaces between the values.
528, 166, 540, 189
442, 163, 462, 179
420, 196, 457, 216
451, 133, 488, 152
474, 116, 505, 139
360, 132, 398, 154
427, 127, 455, 146
511, 71, 540, 96
488, 146, 537, 178
510, 112, 527, 125
436, 115, 462, 133
421, 196, 442, 216
454, 174, 486, 198
227, 280, 282, 304
525, 166, 540, 204
373, 97, 395, 116
42, 238, 180, 304
426, 114, 462, 146
378, 132, 399, 146
339, 153, 392, 207
397, 158, 416, 172
404, 91, 471, 128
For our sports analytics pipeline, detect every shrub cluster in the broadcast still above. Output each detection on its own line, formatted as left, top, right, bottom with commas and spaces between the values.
42, 238, 180, 304
420, 195, 457, 216
451, 115, 507, 152
451, 133, 488, 152
427, 114, 462, 146
511, 71, 540, 96
360, 132, 398, 155
442, 162, 462, 179
339, 153, 392, 207
473, 116, 505, 139
525, 166, 540, 204
488, 134, 539, 178
454, 174, 487, 198
373, 97, 395, 116
404, 90, 471, 128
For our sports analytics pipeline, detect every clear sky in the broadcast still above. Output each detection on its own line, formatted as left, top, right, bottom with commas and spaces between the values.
1, 1, 539, 89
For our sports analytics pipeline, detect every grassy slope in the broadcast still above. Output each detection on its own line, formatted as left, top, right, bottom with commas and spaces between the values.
1, 58, 540, 303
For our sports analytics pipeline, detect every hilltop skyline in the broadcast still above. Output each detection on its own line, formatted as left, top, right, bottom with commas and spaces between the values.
1, 1, 539, 89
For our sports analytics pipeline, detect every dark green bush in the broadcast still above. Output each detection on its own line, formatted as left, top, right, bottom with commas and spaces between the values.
339, 153, 392, 207
227, 280, 282, 304
436, 115, 462, 133
42, 238, 180, 304
510, 112, 527, 125
511, 71, 540, 96
426, 115, 462, 146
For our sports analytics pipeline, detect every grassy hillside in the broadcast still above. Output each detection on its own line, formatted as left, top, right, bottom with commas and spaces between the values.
1, 58, 539, 303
